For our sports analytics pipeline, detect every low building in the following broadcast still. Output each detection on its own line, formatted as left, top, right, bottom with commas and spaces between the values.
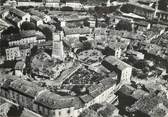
90, 103, 119, 117
0, 65, 120, 117
5, 8, 31, 28
64, 2, 83, 11
104, 45, 122, 58
129, 94, 168, 117
5, 47, 21, 61
126, 2, 155, 20
17, 1, 43, 7
63, 27, 91, 39
8, 79, 44, 109
0, 99, 11, 117
102, 56, 132, 84
30, 15, 43, 26
33, 91, 83, 117
8, 30, 37, 47
28, 9, 51, 23
127, 50, 144, 60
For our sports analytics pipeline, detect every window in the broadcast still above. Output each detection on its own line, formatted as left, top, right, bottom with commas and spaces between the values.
59, 111, 61, 116
67, 110, 70, 114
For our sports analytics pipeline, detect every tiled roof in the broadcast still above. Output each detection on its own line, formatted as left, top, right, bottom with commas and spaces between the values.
31, 15, 42, 22
118, 85, 135, 96
63, 27, 90, 35
6, 14, 22, 24
89, 83, 104, 98
79, 94, 93, 103
131, 89, 149, 100
98, 104, 118, 117
149, 104, 167, 117
130, 94, 162, 114
7, 30, 36, 41
28, 9, 46, 19
103, 56, 132, 71
35, 91, 84, 109
87, 78, 116, 98
9, 8, 27, 18
128, 2, 155, 11
20, 30, 36, 38
0, 75, 19, 88
9, 79, 44, 98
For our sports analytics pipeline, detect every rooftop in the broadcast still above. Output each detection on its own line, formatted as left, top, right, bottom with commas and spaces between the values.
31, 15, 42, 22
78, 49, 104, 65
128, 2, 155, 11
6, 30, 37, 41
35, 90, 83, 109
103, 56, 132, 71
10, 79, 44, 98
9, 8, 27, 18
130, 94, 162, 114
28, 9, 47, 19
63, 27, 90, 35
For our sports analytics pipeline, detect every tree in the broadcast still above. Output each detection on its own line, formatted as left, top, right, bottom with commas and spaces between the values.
158, 0, 168, 11
1, 26, 19, 35
21, 21, 36, 30
116, 19, 132, 31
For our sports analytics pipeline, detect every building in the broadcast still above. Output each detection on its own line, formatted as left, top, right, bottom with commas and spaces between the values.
102, 56, 132, 84
80, 78, 117, 108
5, 47, 21, 61
104, 45, 122, 58
8, 30, 37, 47
80, 103, 120, 117
129, 94, 168, 117
127, 2, 155, 20
30, 15, 43, 26
52, 33, 65, 61
0, 18, 14, 37
156, 10, 168, 21
63, 27, 91, 39
28, 9, 51, 23
33, 91, 83, 117
0, 62, 122, 117
0, 99, 11, 117
45, 0, 60, 8
3, 0, 17, 7
64, 2, 83, 11
5, 8, 31, 28
17, 1, 43, 7
14, 61, 26, 77
127, 50, 144, 60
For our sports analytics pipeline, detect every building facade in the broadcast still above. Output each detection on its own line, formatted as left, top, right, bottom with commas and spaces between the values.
102, 56, 132, 84
5, 47, 21, 61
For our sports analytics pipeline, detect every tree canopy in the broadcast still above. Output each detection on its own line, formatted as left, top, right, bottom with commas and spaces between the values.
116, 19, 132, 31
158, 0, 168, 11
21, 21, 36, 31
